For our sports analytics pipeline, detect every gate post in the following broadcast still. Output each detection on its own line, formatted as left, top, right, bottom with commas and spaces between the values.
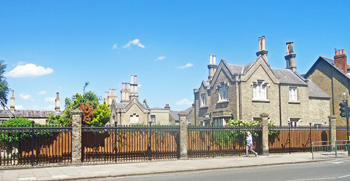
178, 111, 188, 160
260, 113, 269, 156
329, 115, 336, 150
72, 109, 83, 164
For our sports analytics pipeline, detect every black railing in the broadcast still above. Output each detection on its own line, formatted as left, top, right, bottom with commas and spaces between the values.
187, 125, 262, 158
0, 123, 72, 168
82, 124, 180, 163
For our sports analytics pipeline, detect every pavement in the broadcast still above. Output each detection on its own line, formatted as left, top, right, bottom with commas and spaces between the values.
0, 152, 341, 181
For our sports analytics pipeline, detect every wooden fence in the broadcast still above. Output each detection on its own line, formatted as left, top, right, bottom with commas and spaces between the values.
82, 125, 179, 163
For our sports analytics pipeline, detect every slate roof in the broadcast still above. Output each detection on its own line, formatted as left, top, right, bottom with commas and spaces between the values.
114, 102, 148, 109
227, 63, 307, 85
307, 79, 330, 99
0, 110, 60, 118
320, 56, 350, 79
272, 68, 306, 85
170, 107, 192, 121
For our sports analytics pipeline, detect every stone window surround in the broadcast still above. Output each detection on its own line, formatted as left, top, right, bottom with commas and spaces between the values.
252, 80, 269, 101
289, 118, 300, 127
289, 86, 299, 103
200, 93, 207, 107
217, 82, 229, 103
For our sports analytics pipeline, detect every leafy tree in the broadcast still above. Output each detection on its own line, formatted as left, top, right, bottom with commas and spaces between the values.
92, 103, 111, 126
47, 114, 71, 126
80, 101, 94, 124
0, 60, 9, 105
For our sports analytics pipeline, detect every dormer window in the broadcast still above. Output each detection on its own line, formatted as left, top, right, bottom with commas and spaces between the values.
201, 93, 207, 107
252, 80, 268, 100
217, 82, 229, 102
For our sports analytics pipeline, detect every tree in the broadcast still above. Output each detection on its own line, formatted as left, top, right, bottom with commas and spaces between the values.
92, 103, 111, 126
80, 101, 94, 124
0, 60, 9, 105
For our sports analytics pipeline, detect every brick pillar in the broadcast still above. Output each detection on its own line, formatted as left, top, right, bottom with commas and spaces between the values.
178, 111, 188, 160
72, 109, 82, 164
329, 115, 337, 149
260, 113, 269, 156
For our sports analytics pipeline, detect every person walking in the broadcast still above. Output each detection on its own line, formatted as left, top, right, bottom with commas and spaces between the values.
246, 131, 258, 157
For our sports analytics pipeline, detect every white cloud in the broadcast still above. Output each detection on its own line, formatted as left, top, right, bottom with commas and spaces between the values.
176, 98, 192, 106
123, 39, 145, 48
19, 93, 32, 100
112, 44, 118, 49
44, 97, 55, 103
178, 63, 194, 69
38, 91, 46, 95
155, 56, 166, 61
5, 63, 53, 78
138, 84, 142, 88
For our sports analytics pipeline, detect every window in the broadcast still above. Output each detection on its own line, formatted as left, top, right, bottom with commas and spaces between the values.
289, 118, 300, 127
130, 113, 139, 124
289, 87, 298, 101
213, 118, 226, 126
253, 80, 268, 100
314, 123, 322, 128
151, 115, 156, 123
187, 119, 191, 125
201, 93, 207, 107
218, 83, 229, 102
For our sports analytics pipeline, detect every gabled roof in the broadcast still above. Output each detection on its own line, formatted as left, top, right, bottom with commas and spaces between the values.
304, 56, 350, 80
307, 79, 330, 99
169, 107, 191, 121
272, 68, 306, 85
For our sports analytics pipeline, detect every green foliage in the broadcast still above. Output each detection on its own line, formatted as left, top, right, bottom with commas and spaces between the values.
90, 104, 111, 126
0, 118, 51, 144
47, 114, 71, 126
225, 119, 279, 146
0, 60, 9, 104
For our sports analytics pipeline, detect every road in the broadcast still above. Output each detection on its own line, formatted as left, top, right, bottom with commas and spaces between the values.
84, 159, 350, 181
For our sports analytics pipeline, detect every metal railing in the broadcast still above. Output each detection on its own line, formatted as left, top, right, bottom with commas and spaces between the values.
188, 125, 262, 158
312, 140, 350, 159
0, 122, 72, 168
82, 124, 180, 163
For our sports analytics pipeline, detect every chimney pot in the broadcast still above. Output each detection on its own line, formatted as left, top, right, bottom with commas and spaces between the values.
342, 49, 345, 54
131, 75, 134, 84
134, 75, 137, 84
209, 54, 213, 64
335, 50, 338, 55
213, 55, 216, 64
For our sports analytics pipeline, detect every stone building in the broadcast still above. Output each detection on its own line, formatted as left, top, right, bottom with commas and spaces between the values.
168, 105, 193, 125
109, 75, 170, 125
304, 49, 349, 126
193, 37, 330, 126
0, 90, 61, 124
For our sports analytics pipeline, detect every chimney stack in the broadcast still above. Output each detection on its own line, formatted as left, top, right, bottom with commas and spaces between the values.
285, 41, 297, 72
10, 90, 15, 111
208, 54, 218, 80
256, 36, 268, 62
55, 92, 60, 112
334, 49, 347, 74
165, 104, 170, 109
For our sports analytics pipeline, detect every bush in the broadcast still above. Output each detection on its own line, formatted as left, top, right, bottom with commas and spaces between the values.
0, 118, 51, 144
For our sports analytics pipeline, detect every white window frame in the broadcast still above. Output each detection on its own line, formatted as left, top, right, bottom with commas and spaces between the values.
252, 80, 268, 100
218, 83, 229, 102
289, 87, 298, 101
151, 115, 156, 123
201, 93, 207, 107
289, 118, 300, 127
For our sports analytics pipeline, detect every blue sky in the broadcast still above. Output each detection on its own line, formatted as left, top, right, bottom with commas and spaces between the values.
1, 0, 349, 111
